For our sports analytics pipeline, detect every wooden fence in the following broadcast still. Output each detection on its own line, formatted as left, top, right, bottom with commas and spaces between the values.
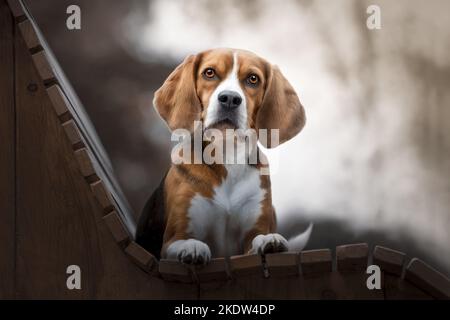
0, 0, 449, 299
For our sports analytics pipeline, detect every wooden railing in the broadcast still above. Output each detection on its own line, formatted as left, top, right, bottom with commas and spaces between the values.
130, 242, 450, 299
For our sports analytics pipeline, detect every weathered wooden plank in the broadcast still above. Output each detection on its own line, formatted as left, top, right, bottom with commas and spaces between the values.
405, 258, 450, 299
159, 260, 193, 283
226, 254, 265, 299
199, 254, 305, 299
0, 0, 15, 299
261, 252, 304, 299
194, 258, 228, 282
302, 275, 337, 300
6, 0, 24, 18
300, 249, 334, 299
373, 245, 405, 276
228, 254, 301, 299
124, 241, 158, 275
198, 280, 236, 299
300, 249, 332, 276
372, 246, 412, 300
62, 119, 83, 146
90, 180, 114, 212
336, 243, 369, 273
229, 254, 263, 278
256, 275, 305, 299
384, 274, 433, 300
46, 84, 70, 117
103, 211, 130, 246
197, 258, 235, 299
333, 244, 383, 299
31, 50, 56, 82
74, 148, 96, 178
18, 19, 39, 49
265, 252, 300, 277
328, 271, 384, 300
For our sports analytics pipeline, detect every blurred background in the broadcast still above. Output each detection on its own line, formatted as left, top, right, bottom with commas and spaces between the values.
26, 0, 450, 275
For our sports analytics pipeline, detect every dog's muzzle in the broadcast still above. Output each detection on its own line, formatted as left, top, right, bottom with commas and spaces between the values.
212, 90, 243, 129
218, 90, 242, 110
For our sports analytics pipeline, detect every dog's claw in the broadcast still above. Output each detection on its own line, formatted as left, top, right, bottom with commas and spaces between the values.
171, 239, 211, 265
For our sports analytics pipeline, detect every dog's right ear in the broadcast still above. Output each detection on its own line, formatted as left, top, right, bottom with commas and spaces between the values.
153, 54, 202, 132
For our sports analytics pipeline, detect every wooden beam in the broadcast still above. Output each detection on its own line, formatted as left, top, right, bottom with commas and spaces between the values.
46, 84, 70, 118
74, 148, 97, 178
6, 0, 24, 18
31, 50, 56, 83
90, 180, 115, 213
336, 243, 369, 273
125, 241, 158, 275
229, 254, 263, 278
265, 252, 300, 277
405, 258, 450, 299
62, 119, 83, 147
0, 0, 16, 299
300, 249, 332, 276
373, 245, 405, 275
194, 258, 228, 282
18, 19, 39, 49
103, 211, 130, 246
158, 259, 193, 283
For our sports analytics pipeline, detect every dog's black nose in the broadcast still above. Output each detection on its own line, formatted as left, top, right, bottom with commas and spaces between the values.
218, 91, 242, 109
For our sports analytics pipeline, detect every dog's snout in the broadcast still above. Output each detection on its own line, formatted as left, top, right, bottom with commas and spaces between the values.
218, 90, 242, 109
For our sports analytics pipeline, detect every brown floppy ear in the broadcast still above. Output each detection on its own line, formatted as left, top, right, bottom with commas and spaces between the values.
153, 54, 202, 131
256, 65, 306, 148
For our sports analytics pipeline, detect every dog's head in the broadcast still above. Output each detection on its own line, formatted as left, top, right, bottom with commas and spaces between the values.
153, 48, 305, 147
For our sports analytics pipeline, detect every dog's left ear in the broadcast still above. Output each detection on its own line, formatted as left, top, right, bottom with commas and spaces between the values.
153, 54, 202, 132
256, 65, 306, 148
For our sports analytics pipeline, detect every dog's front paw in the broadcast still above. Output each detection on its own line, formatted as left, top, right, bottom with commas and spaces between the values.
167, 239, 211, 265
249, 233, 289, 255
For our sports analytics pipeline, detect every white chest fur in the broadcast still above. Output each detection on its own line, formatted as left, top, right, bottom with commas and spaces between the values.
187, 164, 266, 257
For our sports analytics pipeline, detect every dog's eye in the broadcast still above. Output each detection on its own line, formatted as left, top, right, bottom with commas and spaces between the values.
246, 74, 260, 86
203, 68, 216, 79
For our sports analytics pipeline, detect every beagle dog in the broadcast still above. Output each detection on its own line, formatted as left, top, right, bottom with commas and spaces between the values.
136, 48, 311, 264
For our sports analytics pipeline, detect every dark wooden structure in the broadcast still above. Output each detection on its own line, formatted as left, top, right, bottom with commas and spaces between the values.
0, 0, 449, 299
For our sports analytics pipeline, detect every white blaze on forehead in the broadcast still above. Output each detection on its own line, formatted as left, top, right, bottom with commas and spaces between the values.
204, 51, 248, 129
224, 52, 244, 96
